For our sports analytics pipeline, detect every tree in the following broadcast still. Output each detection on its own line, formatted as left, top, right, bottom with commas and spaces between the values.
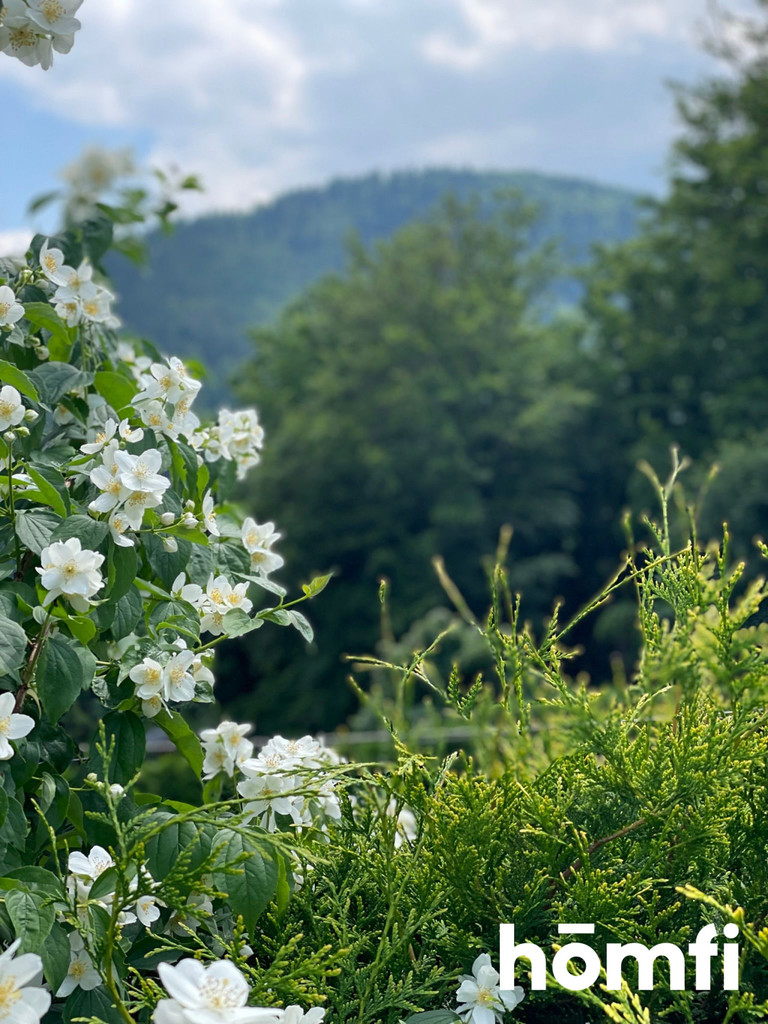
229, 196, 593, 730
582, 3, 768, 541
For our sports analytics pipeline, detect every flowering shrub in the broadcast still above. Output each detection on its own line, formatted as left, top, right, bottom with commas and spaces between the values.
0, 160, 351, 1024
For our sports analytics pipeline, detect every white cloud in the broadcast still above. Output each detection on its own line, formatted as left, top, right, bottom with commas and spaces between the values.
422, 0, 743, 68
0, 0, 756, 223
0, 229, 33, 256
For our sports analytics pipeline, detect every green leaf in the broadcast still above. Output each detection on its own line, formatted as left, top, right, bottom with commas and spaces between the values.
87, 865, 120, 902
111, 587, 143, 640
94, 370, 137, 414
143, 533, 191, 590
6, 888, 54, 953
22, 302, 71, 347
2, 866, 64, 897
63, 986, 124, 1024
286, 609, 313, 644
80, 214, 114, 265
41, 922, 71, 993
89, 711, 145, 785
153, 709, 203, 776
27, 363, 93, 406
0, 616, 28, 674
149, 598, 200, 639
0, 359, 39, 402
106, 541, 138, 601
26, 465, 68, 517
51, 515, 108, 549
145, 815, 212, 879
37, 634, 84, 722
62, 612, 96, 646
302, 572, 333, 598
221, 608, 263, 638
15, 508, 61, 554
212, 829, 278, 930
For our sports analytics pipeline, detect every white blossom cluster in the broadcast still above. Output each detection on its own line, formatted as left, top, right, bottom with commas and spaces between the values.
0, 0, 81, 70
154, 959, 325, 1024
131, 355, 203, 441
237, 735, 342, 833
200, 720, 253, 779
171, 571, 254, 637
66, 846, 162, 933
88, 441, 170, 546
197, 408, 265, 480
129, 640, 214, 718
40, 241, 118, 327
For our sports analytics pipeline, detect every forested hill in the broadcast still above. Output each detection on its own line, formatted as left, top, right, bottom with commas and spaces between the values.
108, 168, 639, 403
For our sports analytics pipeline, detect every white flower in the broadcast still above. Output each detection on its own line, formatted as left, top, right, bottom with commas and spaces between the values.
241, 519, 283, 577
39, 239, 70, 286
455, 953, 524, 1024
205, 575, 252, 615
163, 650, 196, 703
54, 296, 83, 326
129, 658, 164, 702
81, 286, 116, 325
26, 0, 82, 38
56, 933, 100, 997
200, 721, 253, 780
37, 538, 104, 612
119, 418, 143, 442
237, 770, 304, 832
282, 1009, 325, 1024
0, 386, 25, 431
134, 357, 201, 407
67, 844, 114, 883
122, 488, 164, 530
0, 3, 53, 69
141, 694, 165, 719
0, 939, 50, 1024
171, 572, 204, 608
217, 408, 264, 480
53, 259, 92, 300
0, 691, 34, 760
81, 418, 118, 455
202, 492, 219, 537
89, 467, 127, 514
136, 893, 162, 928
114, 448, 169, 496
108, 509, 135, 548
154, 959, 282, 1024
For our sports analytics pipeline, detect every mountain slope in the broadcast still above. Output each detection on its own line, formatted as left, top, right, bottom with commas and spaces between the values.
109, 168, 639, 403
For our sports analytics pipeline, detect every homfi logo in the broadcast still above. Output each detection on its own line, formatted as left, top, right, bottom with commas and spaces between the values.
499, 923, 740, 992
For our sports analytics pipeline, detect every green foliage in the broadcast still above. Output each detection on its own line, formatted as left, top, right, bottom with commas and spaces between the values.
109, 169, 638, 407
229, 195, 594, 731
269, 476, 768, 1022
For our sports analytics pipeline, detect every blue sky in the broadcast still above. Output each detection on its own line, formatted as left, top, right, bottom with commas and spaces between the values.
0, 0, 755, 247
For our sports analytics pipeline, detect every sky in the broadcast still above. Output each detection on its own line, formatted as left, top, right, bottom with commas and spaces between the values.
0, 0, 756, 248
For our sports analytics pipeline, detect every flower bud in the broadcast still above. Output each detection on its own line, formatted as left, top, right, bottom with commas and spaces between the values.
3, 431, 16, 444
109, 783, 125, 799
23, 409, 38, 424
185, 499, 195, 511
181, 511, 198, 529
15, 426, 29, 438
86, 772, 98, 783
36, 346, 49, 360
162, 536, 178, 553
159, 512, 175, 526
